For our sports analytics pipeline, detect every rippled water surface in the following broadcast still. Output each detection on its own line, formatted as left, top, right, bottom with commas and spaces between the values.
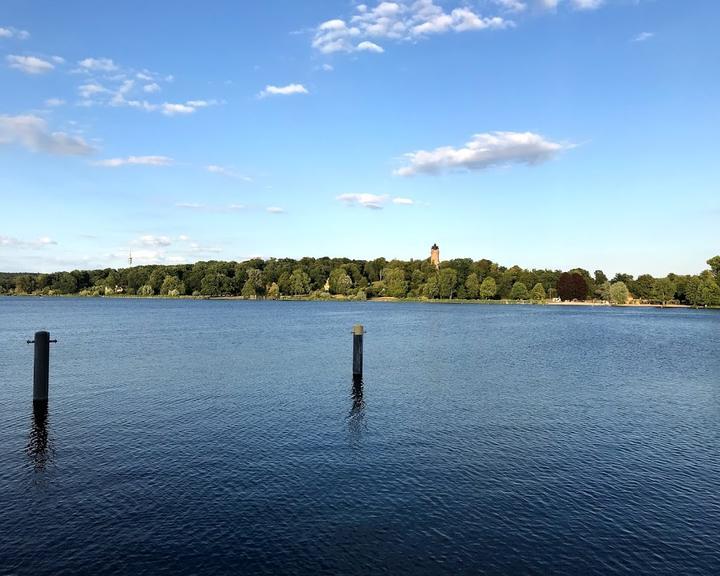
1, 297, 719, 575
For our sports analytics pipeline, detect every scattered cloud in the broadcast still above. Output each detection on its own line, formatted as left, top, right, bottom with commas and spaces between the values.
44, 98, 66, 107
337, 193, 388, 209
321, 63, 334, 71
312, 1, 513, 55
336, 194, 416, 209
0, 26, 30, 40
494, 0, 527, 12
6, 54, 55, 74
160, 102, 195, 115
570, 0, 603, 10
632, 31, 654, 42
138, 235, 172, 247
357, 40, 385, 53
0, 235, 57, 249
176, 202, 247, 212
258, 83, 309, 98
395, 131, 571, 176
77, 57, 118, 72
0, 114, 95, 156
78, 82, 107, 99
266, 206, 285, 214
206, 164, 252, 181
72, 59, 216, 117
92, 155, 174, 167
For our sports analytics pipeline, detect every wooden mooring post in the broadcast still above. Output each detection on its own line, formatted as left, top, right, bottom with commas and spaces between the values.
352, 324, 364, 383
27, 331, 56, 404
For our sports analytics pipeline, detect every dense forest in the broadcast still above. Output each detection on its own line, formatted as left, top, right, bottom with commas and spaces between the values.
2, 255, 720, 306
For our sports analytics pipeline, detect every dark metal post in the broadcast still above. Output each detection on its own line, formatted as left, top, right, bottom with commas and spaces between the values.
352, 324, 364, 383
28, 331, 55, 403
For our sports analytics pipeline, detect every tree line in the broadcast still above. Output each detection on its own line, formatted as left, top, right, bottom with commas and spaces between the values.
2, 255, 719, 306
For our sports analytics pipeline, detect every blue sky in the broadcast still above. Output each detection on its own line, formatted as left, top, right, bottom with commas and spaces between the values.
1, 0, 718, 275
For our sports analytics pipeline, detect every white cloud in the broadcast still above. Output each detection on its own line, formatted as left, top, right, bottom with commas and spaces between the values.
312, 1, 512, 54
78, 57, 118, 72
337, 193, 389, 209
0, 235, 57, 249
92, 155, 174, 167
71, 60, 214, 117
176, 202, 248, 213
0, 27, 30, 39
206, 165, 252, 181
161, 102, 196, 115
321, 63, 334, 71
494, 0, 527, 11
266, 207, 285, 214
357, 40, 385, 52
337, 193, 415, 209
44, 98, 65, 107
0, 114, 95, 156
78, 82, 107, 98
258, 84, 309, 97
570, 0, 603, 9
6, 54, 54, 74
395, 131, 570, 176
632, 31, 654, 42
138, 235, 172, 247
178, 235, 191, 241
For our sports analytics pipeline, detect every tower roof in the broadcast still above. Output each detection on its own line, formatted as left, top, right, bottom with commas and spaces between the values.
431, 243, 439, 250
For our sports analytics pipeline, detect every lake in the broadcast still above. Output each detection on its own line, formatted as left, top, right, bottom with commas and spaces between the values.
1, 297, 719, 575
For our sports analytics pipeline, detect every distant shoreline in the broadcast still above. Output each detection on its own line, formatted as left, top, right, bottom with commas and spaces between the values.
3, 293, 714, 309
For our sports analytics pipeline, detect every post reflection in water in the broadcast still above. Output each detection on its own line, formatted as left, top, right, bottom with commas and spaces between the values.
27, 401, 54, 473
348, 377, 367, 444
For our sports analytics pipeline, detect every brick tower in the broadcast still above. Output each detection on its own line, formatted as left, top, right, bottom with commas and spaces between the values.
430, 243, 440, 268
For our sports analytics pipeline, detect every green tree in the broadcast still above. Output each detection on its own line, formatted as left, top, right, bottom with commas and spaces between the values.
138, 284, 154, 296
438, 268, 457, 299
423, 275, 440, 299
707, 256, 720, 281
329, 267, 353, 295
52, 272, 78, 294
609, 281, 629, 305
160, 275, 184, 296
510, 281, 529, 300
701, 277, 720, 306
15, 275, 35, 294
685, 276, 703, 306
241, 280, 256, 299
598, 281, 612, 302
478, 277, 497, 299
384, 267, 408, 298
633, 274, 655, 301
267, 282, 280, 300
289, 268, 311, 295
147, 269, 165, 293
530, 282, 546, 302
653, 277, 676, 306
465, 273, 480, 299
201, 273, 231, 296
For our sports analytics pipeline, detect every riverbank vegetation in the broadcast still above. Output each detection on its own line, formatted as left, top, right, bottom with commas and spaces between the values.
2, 256, 719, 307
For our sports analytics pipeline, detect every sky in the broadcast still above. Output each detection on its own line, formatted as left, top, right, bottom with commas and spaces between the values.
1, 0, 718, 276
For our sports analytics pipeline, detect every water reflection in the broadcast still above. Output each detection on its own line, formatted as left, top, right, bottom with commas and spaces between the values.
348, 378, 367, 445
27, 401, 54, 473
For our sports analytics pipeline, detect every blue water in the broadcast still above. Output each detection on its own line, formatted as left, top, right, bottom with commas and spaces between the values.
1, 297, 719, 575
